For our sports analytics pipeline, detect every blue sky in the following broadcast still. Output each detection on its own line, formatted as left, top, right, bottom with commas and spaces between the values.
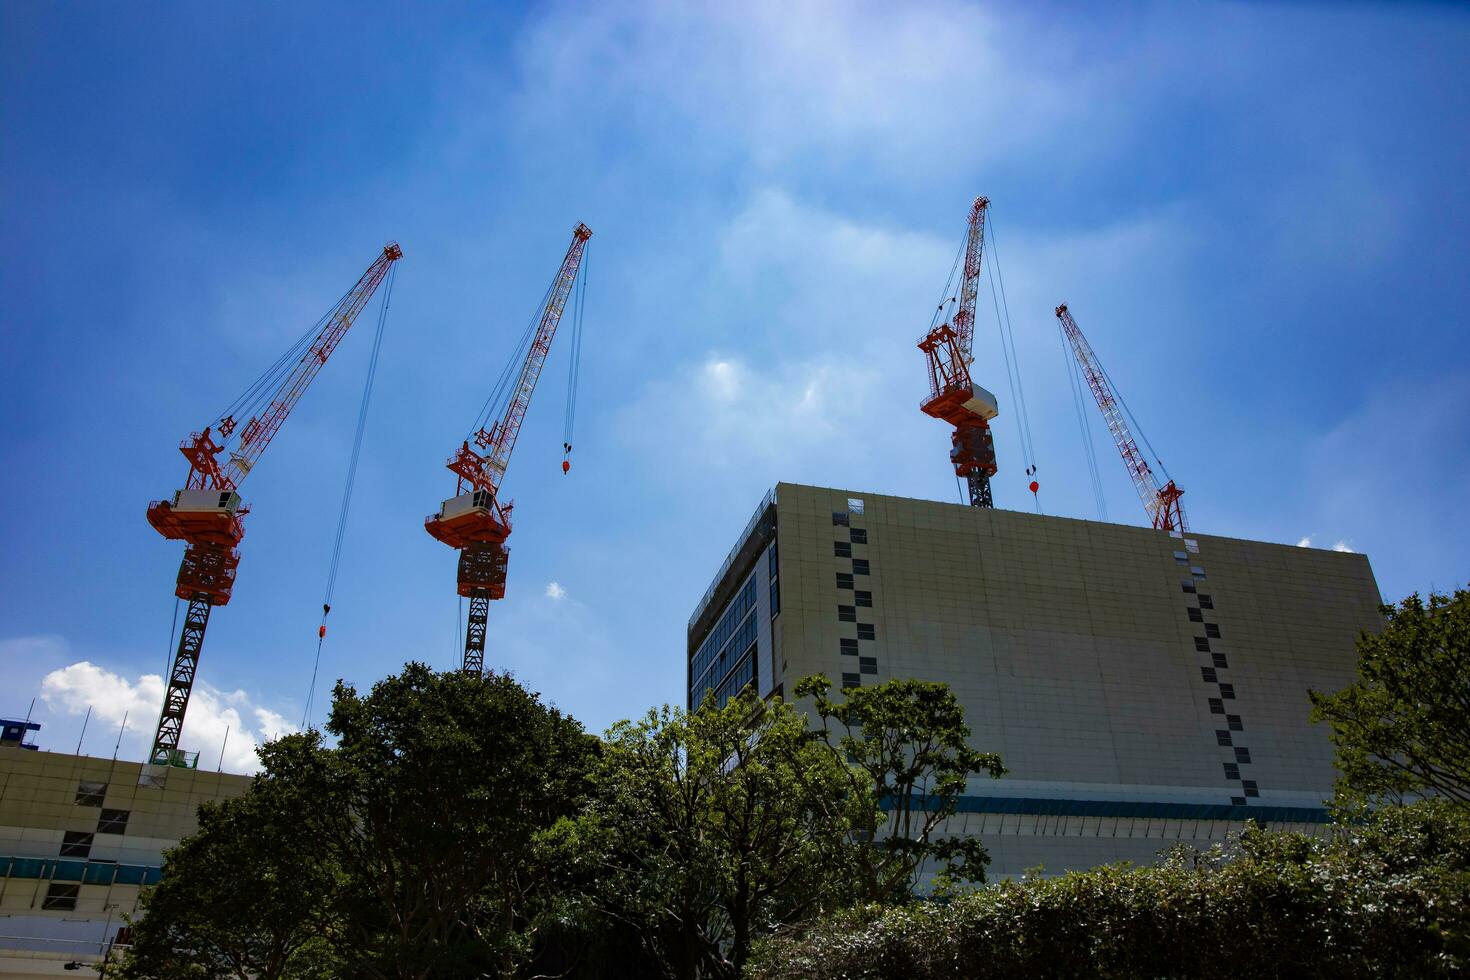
2, 1, 1467, 771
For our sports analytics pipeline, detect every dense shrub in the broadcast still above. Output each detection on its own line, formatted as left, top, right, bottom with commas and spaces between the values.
749, 800, 1470, 980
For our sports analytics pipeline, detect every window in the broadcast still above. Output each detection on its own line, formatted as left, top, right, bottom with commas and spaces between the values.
1243, 780, 1259, 798
842, 673, 860, 689
43, 883, 79, 911
1194, 637, 1211, 652
852, 559, 870, 575
1219, 683, 1235, 699
856, 623, 876, 641
837, 605, 856, 622
1215, 729, 1233, 746
75, 781, 106, 807
1198, 594, 1214, 609
1208, 698, 1224, 714
850, 528, 867, 544
1201, 667, 1217, 683
689, 576, 760, 697
1185, 538, 1200, 554
855, 590, 872, 607
98, 809, 130, 835
834, 541, 852, 558
1205, 623, 1221, 639
60, 831, 93, 858
1181, 580, 1197, 594
1234, 747, 1251, 764
1231, 796, 1247, 806
1188, 607, 1204, 623
1212, 653, 1229, 669
832, 511, 848, 527
1190, 567, 1206, 578
1227, 715, 1243, 731
768, 544, 781, 619
840, 638, 859, 656
847, 498, 865, 515
859, 656, 878, 675
1173, 551, 1189, 562
836, 572, 854, 590
1223, 762, 1241, 780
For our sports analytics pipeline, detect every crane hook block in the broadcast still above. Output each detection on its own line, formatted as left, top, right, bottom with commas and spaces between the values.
1029, 481, 1040, 494
562, 460, 570, 475
318, 625, 327, 639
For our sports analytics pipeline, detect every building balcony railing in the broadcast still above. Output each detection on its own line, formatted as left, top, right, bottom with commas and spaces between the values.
1, 854, 162, 886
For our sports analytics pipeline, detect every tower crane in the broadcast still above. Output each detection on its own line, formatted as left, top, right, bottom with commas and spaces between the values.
919, 196, 1001, 507
1054, 303, 1186, 532
425, 222, 591, 674
144, 243, 402, 777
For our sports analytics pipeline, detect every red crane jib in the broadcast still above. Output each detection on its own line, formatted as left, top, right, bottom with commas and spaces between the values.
147, 242, 403, 603
1054, 303, 1186, 533
424, 222, 590, 562
919, 197, 997, 480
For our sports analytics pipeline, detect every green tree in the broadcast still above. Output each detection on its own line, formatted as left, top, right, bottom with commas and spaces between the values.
116, 733, 341, 980
1310, 587, 1470, 806
794, 674, 1006, 902
562, 690, 863, 980
318, 663, 600, 979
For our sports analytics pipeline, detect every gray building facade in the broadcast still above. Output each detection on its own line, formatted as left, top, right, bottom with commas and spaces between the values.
686, 482, 1382, 877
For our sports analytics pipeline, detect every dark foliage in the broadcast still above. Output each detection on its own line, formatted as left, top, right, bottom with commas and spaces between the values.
1311, 586, 1470, 806
749, 799, 1470, 980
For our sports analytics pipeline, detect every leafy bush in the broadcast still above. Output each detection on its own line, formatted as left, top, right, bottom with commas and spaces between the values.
749, 800, 1470, 980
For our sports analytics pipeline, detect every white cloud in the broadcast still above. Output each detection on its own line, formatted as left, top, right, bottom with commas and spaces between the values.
509, 2, 1094, 180
621, 351, 883, 479
1332, 541, 1355, 553
39, 660, 297, 774
545, 581, 567, 600
0, 634, 71, 667
1298, 536, 1313, 547
1293, 372, 1470, 598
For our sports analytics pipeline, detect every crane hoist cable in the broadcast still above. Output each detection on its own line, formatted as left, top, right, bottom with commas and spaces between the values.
562, 243, 588, 471
983, 215, 1042, 511
301, 263, 397, 729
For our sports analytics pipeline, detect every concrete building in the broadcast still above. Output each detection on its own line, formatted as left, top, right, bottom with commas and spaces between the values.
687, 482, 1382, 878
0, 733, 252, 977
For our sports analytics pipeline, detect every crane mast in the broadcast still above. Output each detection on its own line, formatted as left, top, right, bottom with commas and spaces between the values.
143, 242, 402, 778
425, 222, 591, 674
919, 197, 1001, 507
1054, 303, 1185, 532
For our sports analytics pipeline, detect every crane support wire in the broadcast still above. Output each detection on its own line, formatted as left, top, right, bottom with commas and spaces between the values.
300, 263, 397, 729
982, 216, 1041, 512
930, 233, 967, 334
469, 268, 561, 443
563, 242, 589, 450
1098, 356, 1173, 482
214, 278, 361, 444
1056, 314, 1109, 521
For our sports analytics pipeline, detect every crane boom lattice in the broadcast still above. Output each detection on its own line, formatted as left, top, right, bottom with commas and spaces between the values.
425, 223, 592, 674
1054, 303, 1185, 532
